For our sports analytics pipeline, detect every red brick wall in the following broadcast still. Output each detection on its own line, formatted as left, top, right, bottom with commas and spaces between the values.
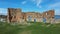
42, 10, 55, 19
7, 8, 22, 22
7, 8, 55, 22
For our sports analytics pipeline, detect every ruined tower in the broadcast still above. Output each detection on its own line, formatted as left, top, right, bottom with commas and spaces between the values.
42, 10, 55, 19
7, 8, 22, 22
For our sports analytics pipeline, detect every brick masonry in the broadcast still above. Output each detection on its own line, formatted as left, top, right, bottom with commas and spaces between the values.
7, 8, 55, 23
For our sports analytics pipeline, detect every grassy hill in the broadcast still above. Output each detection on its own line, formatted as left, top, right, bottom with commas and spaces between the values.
0, 22, 60, 34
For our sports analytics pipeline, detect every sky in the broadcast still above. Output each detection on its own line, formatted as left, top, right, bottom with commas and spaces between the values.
0, 0, 60, 15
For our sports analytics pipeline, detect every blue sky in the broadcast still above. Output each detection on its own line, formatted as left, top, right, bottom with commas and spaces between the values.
0, 0, 60, 15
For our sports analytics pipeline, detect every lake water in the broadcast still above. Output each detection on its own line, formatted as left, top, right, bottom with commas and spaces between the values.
55, 15, 60, 19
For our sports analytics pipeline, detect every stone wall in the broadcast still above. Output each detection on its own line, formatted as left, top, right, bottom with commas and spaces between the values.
42, 10, 55, 23
42, 10, 55, 19
7, 8, 22, 23
7, 8, 55, 23
25, 12, 42, 22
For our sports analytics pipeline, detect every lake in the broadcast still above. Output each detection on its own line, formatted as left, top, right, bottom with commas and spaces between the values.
55, 15, 60, 19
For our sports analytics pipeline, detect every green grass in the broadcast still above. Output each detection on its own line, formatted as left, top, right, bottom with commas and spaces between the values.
0, 22, 60, 34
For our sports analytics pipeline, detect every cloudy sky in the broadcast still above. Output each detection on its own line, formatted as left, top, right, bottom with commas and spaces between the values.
0, 0, 60, 15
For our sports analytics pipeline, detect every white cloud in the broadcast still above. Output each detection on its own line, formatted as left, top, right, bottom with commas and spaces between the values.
21, 1, 27, 5
49, 2, 60, 8
36, 0, 42, 7
31, 0, 42, 8
21, 0, 42, 8
48, 2, 60, 15
55, 9, 60, 15
0, 8, 7, 15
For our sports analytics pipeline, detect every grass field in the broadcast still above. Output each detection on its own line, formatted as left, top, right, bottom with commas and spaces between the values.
0, 22, 60, 34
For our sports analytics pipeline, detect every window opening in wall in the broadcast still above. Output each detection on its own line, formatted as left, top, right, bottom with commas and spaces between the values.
28, 16, 32, 22
34, 18, 36, 23
14, 16, 16, 18
46, 13, 48, 15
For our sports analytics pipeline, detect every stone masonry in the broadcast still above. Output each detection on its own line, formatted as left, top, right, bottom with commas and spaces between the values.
7, 8, 55, 23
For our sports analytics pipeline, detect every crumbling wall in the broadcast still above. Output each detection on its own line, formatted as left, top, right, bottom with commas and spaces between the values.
7, 8, 22, 23
7, 8, 55, 23
42, 10, 55, 23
